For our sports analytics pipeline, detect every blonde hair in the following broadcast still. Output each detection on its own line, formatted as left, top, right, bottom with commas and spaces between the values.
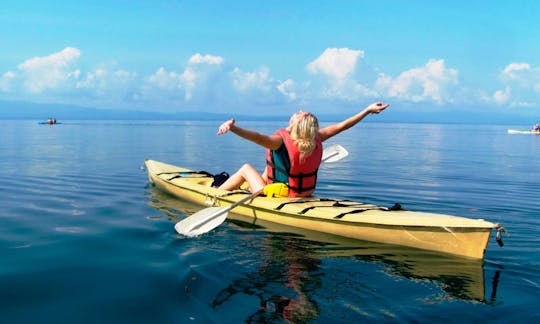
289, 112, 319, 160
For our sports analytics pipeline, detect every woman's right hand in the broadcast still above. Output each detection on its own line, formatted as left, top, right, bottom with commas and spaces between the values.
217, 118, 235, 135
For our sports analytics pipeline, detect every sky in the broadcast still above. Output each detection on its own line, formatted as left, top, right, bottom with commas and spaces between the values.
0, 0, 539, 119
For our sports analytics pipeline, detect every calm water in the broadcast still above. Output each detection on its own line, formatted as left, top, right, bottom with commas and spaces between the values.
1, 119, 539, 323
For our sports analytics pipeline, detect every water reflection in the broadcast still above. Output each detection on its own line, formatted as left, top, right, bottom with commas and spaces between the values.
147, 187, 501, 321
228, 217, 493, 303
212, 235, 320, 322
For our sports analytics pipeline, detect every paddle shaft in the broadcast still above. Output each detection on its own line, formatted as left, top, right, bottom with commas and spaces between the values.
188, 188, 263, 231
324, 150, 338, 161
226, 188, 264, 209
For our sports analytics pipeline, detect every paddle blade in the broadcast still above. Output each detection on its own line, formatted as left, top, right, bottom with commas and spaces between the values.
175, 206, 229, 237
322, 144, 348, 163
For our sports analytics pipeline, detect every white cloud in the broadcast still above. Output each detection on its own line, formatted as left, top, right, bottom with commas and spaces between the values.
188, 53, 224, 65
17, 47, 81, 93
502, 62, 531, 80
500, 62, 540, 87
141, 53, 227, 103
493, 86, 511, 104
375, 59, 459, 103
230, 67, 297, 106
0, 71, 16, 92
277, 79, 296, 101
4, 49, 297, 110
141, 67, 186, 103
76, 68, 137, 98
182, 53, 225, 100
231, 67, 272, 92
143, 55, 298, 108
76, 68, 106, 89
307, 48, 364, 81
492, 62, 540, 106
305, 48, 378, 101
7, 47, 539, 114
146, 67, 183, 90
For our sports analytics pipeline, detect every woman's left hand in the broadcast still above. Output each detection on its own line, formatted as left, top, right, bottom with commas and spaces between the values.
367, 102, 390, 114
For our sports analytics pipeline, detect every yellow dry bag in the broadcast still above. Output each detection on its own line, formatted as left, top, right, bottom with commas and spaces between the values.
263, 183, 289, 198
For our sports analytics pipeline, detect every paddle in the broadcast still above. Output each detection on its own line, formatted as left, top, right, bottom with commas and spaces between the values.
322, 143, 349, 162
174, 144, 349, 237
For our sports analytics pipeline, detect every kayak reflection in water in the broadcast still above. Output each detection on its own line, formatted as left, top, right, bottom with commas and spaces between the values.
212, 235, 321, 322
216, 102, 390, 197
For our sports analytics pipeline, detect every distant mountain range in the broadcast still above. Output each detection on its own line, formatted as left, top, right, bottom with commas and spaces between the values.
0, 99, 536, 125
0, 100, 232, 121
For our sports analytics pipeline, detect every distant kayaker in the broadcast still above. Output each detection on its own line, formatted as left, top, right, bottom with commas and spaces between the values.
532, 123, 540, 132
216, 102, 390, 197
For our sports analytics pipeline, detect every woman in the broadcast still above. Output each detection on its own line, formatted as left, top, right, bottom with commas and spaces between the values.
217, 102, 390, 197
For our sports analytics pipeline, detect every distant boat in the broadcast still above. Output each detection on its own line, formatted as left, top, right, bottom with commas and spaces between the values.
507, 129, 540, 135
38, 118, 60, 125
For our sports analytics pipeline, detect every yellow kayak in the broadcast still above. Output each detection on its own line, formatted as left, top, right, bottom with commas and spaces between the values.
145, 159, 504, 259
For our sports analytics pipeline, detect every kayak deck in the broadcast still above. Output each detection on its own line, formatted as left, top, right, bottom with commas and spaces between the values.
145, 159, 501, 259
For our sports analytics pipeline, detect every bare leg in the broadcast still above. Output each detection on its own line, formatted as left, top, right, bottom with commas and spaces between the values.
261, 168, 268, 183
218, 164, 265, 193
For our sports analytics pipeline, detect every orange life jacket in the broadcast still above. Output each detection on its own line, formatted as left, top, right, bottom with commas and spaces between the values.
265, 129, 322, 197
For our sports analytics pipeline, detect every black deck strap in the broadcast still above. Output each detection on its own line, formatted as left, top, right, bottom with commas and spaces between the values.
333, 207, 387, 219
159, 171, 213, 181
299, 202, 377, 215
156, 171, 203, 176
156, 171, 189, 176
217, 190, 252, 198
333, 203, 404, 219
275, 198, 349, 211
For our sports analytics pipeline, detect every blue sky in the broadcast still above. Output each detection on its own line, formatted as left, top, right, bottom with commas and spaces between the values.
1, 0, 539, 118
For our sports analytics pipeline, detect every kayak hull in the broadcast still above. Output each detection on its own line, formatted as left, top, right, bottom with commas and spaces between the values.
507, 129, 540, 134
145, 159, 498, 259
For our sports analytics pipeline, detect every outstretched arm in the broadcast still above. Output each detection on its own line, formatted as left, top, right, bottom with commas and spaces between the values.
217, 118, 283, 150
318, 102, 389, 141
